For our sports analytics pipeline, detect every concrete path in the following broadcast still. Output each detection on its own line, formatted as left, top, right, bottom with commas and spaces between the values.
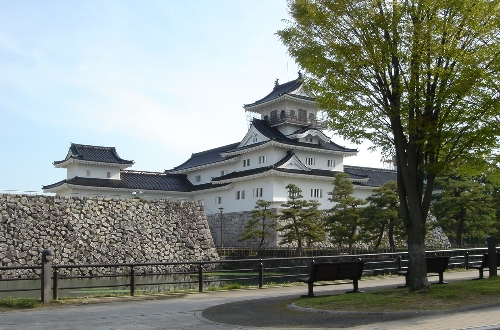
1, 270, 499, 330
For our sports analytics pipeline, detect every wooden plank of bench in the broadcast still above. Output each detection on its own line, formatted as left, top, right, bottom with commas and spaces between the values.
470, 253, 500, 279
299, 261, 364, 297
397, 256, 449, 287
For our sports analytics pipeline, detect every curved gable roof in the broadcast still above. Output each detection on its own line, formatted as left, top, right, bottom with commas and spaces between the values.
43, 171, 194, 192
243, 73, 314, 108
170, 142, 240, 172
54, 143, 134, 166
221, 119, 358, 155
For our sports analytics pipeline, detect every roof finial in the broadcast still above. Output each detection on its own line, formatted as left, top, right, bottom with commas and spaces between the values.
298, 71, 302, 79
274, 78, 279, 88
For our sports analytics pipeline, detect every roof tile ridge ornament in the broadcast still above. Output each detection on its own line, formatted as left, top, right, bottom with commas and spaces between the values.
273, 78, 279, 90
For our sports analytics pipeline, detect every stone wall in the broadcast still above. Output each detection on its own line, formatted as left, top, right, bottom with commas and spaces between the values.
207, 211, 279, 248
207, 210, 451, 248
0, 194, 218, 276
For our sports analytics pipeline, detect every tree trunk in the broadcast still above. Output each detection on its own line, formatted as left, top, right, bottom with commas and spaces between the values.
388, 220, 395, 251
393, 118, 430, 291
456, 208, 466, 247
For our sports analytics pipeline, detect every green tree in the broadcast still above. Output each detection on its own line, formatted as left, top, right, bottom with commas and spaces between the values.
326, 173, 367, 249
238, 200, 277, 248
362, 181, 405, 250
432, 174, 496, 246
278, 0, 500, 290
277, 184, 325, 253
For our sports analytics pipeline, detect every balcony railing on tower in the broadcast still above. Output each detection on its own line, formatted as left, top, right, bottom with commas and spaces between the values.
265, 112, 327, 129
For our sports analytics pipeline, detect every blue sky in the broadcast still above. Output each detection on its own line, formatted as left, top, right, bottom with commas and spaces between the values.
0, 0, 383, 193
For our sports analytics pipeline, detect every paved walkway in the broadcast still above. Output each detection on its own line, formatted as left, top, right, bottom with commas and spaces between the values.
1, 270, 499, 330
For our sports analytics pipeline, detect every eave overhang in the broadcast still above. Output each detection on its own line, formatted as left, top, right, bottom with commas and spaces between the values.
168, 156, 240, 174
54, 159, 133, 169
213, 169, 369, 185
220, 140, 357, 157
243, 94, 315, 113
287, 129, 330, 142
43, 182, 233, 196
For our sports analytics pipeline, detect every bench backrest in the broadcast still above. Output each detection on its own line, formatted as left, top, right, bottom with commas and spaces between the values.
426, 256, 449, 273
309, 261, 364, 281
480, 253, 500, 267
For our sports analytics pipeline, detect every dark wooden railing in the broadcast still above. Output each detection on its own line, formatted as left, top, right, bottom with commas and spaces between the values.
1, 247, 496, 301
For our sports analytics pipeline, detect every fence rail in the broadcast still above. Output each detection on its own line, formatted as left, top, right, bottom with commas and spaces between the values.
1, 247, 496, 300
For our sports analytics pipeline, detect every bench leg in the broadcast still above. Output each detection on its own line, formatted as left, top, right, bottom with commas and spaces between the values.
301, 282, 315, 297
436, 272, 448, 285
346, 279, 363, 294
397, 273, 409, 288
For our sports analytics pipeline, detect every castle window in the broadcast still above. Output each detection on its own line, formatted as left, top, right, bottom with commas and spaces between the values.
271, 110, 278, 120
327, 160, 336, 167
215, 197, 222, 205
253, 188, 263, 198
86, 170, 91, 177
107, 172, 111, 178
290, 110, 296, 119
195, 175, 201, 182
309, 112, 315, 122
298, 109, 307, 121
236, 190, 245, 200
306, 157, 315, 166
280, 110, 286, 119
311, 189, 323, 198
258, 155, 267, 164
221, 170, 227, 176
243, 159, 250, 167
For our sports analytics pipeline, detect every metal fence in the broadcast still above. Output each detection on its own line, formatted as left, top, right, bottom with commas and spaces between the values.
0, 247, 495, 300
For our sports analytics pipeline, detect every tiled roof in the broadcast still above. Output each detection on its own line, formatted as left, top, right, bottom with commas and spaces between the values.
170, 142, 240, 172
54, 143, 134, 165
243, 74, 314, 108
42, 171, 194, 192
222, 119, 357, 154
344, 166, 397, 187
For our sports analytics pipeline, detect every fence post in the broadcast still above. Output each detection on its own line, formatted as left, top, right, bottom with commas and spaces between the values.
397, 254, 402, 271
52, 268, 59, 301
486, 236, 498, 277
198, 262, 203, 292
130, 265, 135, 297
464, 251, 469, 270
41, 249, 54, 303
258, 259, 263, 288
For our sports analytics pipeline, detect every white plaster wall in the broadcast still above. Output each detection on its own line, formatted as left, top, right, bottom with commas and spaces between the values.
294, 150, 344, 171
66, 163, 121, 180
194, 175, 375, 214
56, 186, 191, 201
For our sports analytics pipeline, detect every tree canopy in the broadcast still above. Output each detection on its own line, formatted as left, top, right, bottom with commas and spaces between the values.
327, 173, 367, 248
238, 199, 277, 248
277, 184, 325, 253
278, 0, 500, 290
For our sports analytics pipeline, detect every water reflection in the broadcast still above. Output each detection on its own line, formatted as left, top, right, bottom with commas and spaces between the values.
0, 273, 298, 299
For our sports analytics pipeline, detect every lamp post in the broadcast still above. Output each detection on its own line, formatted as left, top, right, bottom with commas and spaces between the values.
218, 207, 224, 248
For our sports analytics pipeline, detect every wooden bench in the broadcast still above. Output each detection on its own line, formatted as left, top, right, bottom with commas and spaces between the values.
299, 260, 364, 297
397, 256, 449, 287
470, 253, 500, 279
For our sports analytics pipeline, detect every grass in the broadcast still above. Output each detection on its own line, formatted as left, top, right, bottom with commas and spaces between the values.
295, 276, 500, 312
0, 297, 42, 310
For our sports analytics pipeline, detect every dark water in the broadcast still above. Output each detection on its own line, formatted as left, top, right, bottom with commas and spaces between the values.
0, 273, 298, 299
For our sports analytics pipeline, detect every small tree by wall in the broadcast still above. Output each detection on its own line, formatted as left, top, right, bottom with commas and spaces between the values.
362, 181, 406, 250
276, 184, 325, 254
326, 173, 367, 249
238, 200, 277, 248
